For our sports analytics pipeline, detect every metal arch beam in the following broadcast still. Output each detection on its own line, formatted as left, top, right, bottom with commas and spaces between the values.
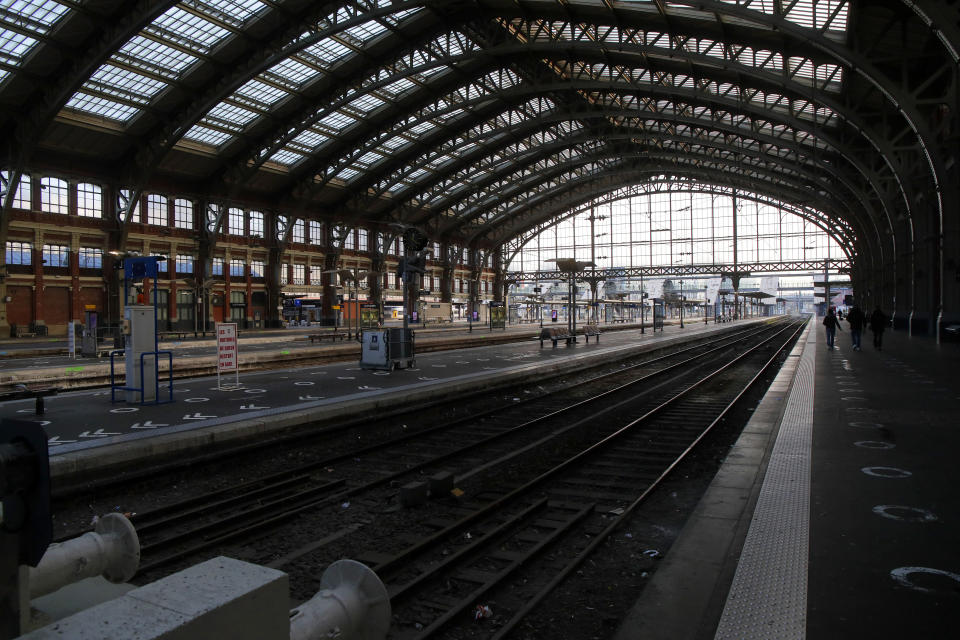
285, 61, 511, 191
424, 124, 867, 233
508, 260, 852, 282
682, 0, 950, 324
365, 92, 863, 209
361, 94, 895, 251
315, 44, 878, 199
136, 3, 454, 187
128, 0, 350, 176
218, 13, 468, 186
432, 138, 862, 243
903, 0, 960, 62
480, 0, 945, 196
465, 3, 925, 277
473, 165, 855, 253
466, 161, 856, 256
334, 59, 907, 241
455, 154, 860, 257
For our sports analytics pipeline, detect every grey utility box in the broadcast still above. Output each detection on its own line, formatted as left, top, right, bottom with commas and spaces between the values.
360, 328, 415, 370
360, 330, 389, 369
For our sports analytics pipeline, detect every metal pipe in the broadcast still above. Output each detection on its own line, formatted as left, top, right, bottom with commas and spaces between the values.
289, 559, 390, 640
28, 513, 139, 599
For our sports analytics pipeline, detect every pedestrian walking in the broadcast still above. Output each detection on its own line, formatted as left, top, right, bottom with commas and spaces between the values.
823, 306, 842, 350
869, 306, 888, 350
846, 303, 865, 351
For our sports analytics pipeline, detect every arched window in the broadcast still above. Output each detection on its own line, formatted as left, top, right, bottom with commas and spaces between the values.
40, 177, 68, 214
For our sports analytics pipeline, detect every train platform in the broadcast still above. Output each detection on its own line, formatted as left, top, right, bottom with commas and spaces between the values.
0, 316, 765, 492
615, 317, 960, 638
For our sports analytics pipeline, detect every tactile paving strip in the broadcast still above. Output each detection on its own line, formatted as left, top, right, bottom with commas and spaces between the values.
714, 320, 815, 639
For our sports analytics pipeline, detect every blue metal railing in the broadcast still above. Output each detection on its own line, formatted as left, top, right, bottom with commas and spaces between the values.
110, 349, 174, 405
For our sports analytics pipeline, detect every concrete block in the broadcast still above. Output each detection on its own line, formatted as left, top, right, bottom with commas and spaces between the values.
21, 557, 289, 640
400, 481, 429, 507
428, 471, 455, 497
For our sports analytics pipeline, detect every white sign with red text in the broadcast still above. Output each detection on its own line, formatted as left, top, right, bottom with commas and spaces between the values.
217, 323, 238, 371
216, 323, 240, 389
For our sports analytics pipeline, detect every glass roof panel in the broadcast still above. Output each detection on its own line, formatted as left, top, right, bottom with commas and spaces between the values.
116, 35, 197, 78
234, 78, 287, 108
182, 124, 233, 147
0, 0, 70, 70
267, 149, 305, 166
64, 93, 140, 121
292, 128, 328, 149
84, 65, 166, 104
301, 37, 352, 67
205, 101, 260, 129
317, 110, 355, 132
266, 57, 318, 87
0, 0, 70, 29
147, 7, 230, 54
0, 28, 36, 65
65, 1, 268, 123
198, 0, 267, 26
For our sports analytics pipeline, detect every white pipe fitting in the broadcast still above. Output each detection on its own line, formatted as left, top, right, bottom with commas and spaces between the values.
289, 559, 391, 640
29, 513, 140, 599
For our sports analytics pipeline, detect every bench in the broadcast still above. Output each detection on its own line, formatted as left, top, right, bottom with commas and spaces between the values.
539, 327, 573, 347
308, 332, 347, 344
581, 323, 602, 343
0, 385, 58, 415
13, 326, 36, 338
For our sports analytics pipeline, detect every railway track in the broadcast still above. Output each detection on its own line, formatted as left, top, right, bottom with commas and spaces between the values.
369, 317, 805, 638
81, 320, 792, 590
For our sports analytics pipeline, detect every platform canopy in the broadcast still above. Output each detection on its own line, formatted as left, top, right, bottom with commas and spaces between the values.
0, 0, 956, 304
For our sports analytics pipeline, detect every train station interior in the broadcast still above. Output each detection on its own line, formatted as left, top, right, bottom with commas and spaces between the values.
1, 1, 958, 639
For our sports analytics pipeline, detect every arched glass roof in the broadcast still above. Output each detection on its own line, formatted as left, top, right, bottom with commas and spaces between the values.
0, 0, 954, 275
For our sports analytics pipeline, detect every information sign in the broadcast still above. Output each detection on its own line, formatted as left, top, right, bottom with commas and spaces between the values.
217, 323, 238, 371
216, 322, 239, 389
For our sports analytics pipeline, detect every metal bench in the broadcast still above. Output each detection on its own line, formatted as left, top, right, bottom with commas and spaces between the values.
581, 323, 602, 343
13, 326, 36, 338
308, 332, 347, 344
0, 385, 58, 415
539, 327, 573, 347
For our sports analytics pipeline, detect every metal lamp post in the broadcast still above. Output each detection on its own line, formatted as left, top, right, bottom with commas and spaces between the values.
679, 279, 684, 328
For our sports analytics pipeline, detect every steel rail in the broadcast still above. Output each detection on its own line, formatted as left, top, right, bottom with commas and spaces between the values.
385, 319, 804, 638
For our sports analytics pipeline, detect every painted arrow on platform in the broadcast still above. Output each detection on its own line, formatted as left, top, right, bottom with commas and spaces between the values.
298, 395, 325, 400
130, 421, 169, 429
47, 436, 77, 445
239, 404, 270, 410
183, 413, 217, 420
78, 429, 121, 438
418, 377, 438, 381
357, 385, 381, 391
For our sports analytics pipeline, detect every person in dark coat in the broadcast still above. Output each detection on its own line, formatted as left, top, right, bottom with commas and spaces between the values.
823, 306, 842, 350
846, 304, 865, 351
869, 306, 888, 350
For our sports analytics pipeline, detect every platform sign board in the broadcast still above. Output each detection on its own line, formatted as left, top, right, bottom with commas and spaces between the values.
67, 321, 76, 359
361, 304, 379, 328
489, 302, 506, 330
216, 322, 239, 389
